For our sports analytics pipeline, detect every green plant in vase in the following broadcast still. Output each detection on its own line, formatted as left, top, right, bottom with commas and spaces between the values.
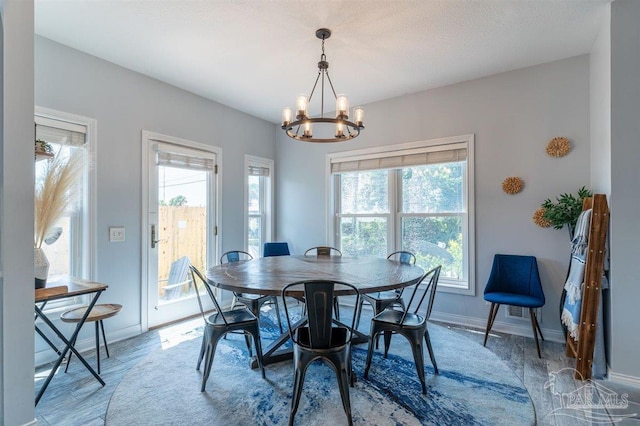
540, 186, 592, 240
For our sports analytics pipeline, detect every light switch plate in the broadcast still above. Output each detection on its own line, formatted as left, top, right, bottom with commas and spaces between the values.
109, 226, 125, 242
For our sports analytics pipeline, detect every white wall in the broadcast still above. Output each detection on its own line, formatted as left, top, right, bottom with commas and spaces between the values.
1, 1, 36, 424
276, 55, 591, 340
609, 0, 640, 382
34, 36, 276, 356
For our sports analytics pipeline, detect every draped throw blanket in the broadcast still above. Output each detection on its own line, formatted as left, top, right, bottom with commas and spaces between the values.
561, 209, 592, 340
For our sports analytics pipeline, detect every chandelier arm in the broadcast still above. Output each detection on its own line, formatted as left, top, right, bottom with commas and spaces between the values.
307, 71, 322, 104
325, 71, 339, 99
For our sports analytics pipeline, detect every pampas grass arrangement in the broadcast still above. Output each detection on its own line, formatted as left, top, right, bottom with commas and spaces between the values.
34, 149, 85, 249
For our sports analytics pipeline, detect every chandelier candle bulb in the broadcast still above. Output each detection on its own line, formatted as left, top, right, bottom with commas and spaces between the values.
296, 95, 308, 119
282, 108, 292, 127
336, 95, 349, 119
303, 122, 313, 137
335, 122, 344, 138
354, 107, 364, 127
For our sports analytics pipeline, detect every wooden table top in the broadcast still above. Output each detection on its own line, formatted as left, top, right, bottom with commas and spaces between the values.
205, 255, 424, 296
35, 276, 108, 303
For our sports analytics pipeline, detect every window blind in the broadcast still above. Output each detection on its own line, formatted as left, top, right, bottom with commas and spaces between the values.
248, 165, 270, 177
35, 120, 86, 147
331, 145, 467, 174
156, 150, 216, 171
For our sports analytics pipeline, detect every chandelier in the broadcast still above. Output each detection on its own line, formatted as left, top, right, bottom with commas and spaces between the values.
281, 28, 364, 143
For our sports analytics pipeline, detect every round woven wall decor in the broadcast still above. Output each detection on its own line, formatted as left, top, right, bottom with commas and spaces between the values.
546, 137, 571, 158
533, 208, 551, 228
502, 176, 524, 194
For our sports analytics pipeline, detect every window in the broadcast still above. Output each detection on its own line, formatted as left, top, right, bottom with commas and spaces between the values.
35, 107, 96, 308
245, 156, 273, 258
330, 135, 475, 294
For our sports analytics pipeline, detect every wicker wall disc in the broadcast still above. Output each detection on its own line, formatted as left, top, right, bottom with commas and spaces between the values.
533, 207, 551, 228
546, 137, 571, 158
502, 176, 524, 194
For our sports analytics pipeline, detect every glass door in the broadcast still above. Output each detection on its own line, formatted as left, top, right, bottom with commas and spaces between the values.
147, 140, 217, 327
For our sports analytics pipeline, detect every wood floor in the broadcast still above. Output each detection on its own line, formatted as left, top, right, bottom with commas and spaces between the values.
35, 311, 640, 425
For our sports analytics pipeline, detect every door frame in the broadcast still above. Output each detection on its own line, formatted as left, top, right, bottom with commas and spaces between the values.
141, 130, 222, 331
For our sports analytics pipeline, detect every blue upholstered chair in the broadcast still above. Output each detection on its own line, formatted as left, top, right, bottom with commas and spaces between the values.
483, 254, 545, 357
263, 242, 290, 257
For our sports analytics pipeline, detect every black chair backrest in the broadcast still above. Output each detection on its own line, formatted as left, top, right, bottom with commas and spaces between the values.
387, 251, 417, 265
263, 242, 290, 257
304, 246, 342, 257
282, 280, 359, 350
220, 250, 253, 264
399, 265, 442, 324
189, 265, 229, 326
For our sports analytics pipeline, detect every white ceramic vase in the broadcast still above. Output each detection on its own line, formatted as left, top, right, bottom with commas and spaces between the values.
34, 247, 50, 289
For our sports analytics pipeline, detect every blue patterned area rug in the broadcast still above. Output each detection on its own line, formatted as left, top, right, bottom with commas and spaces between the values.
106, 313, 534, 425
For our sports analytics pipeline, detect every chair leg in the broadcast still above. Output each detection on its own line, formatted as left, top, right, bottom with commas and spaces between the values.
409, 338, 427, 395
196, 336, 206, 370
424, 327, 438, 375
273, 298, 284, 334
244, 333, 253, 358
363, 328, 377, 379
383, 330, 392, 358
335, 360, 353, 426
100, 319, 110, 358
251, 329, 266, 379
95, 321, 101, 374
290, 362, 309, 426
533, 309, 545, 341
529, 308, 542, 358
483, 303, 500, 347
354, 298, 365, 330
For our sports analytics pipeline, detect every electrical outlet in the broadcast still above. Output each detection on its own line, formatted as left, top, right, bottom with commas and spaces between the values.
109, 227, 125, 242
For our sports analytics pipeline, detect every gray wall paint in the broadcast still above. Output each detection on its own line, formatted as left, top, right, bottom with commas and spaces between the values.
34, 36, 275, 351
590, 5, 611, 196
610, 0, 640, 379
589, 3, 612, 370
1, 1, 36, 424
276, 55, 591, 338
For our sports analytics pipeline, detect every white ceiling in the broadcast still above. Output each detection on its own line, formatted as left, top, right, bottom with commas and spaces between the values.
34, 0, 610, 124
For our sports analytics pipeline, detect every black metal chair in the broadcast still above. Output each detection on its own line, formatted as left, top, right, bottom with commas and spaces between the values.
303, 246, 342, 257
303, 246, 343, 319
282, 280, 360, 426
221, 250, 283, 333
189, 265, 265, 391
355, 251, 416, 347
364, 265, 441, 395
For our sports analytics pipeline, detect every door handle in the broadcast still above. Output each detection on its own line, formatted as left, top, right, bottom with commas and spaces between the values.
151, 224, 166, 248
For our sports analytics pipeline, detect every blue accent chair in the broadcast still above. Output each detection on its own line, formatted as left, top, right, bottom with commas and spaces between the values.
483, 254, 545, 357
263, 242, 290, 257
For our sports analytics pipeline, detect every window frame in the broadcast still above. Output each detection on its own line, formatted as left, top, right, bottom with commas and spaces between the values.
327, 134, 475, 295
244, 155, 274, 258
35, 106, 97, 311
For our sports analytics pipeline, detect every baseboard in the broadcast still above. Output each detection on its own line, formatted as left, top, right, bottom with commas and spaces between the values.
429, 311, 566, 343
35, 324, 142, 367
339, 301, 565, 343
607, 370, 640, 387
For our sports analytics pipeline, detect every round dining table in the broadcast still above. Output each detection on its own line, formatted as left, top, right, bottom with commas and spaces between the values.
205, 255, 424, 367
205, 254, 425, 296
